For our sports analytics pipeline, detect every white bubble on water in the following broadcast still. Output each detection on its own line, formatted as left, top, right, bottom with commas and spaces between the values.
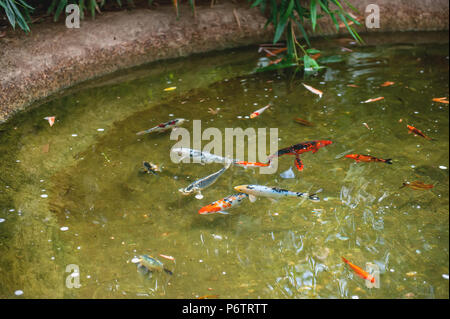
60, 226, 69, 231
439, 166, 447, 170
71, 134, 78, 137
40, 194, 48, 198
14, 290, 23, 296
443, 274, 449, 280
97, 128, 104, 132
0, 218, 5, 223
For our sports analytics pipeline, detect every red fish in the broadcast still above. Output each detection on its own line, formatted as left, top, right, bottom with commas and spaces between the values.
198, 193, 248, 215
345, 154, 392, 164
44, 116, 55, 127
407, 125, 433, 140
268, 140, 332, 171
342, 257, 375, 283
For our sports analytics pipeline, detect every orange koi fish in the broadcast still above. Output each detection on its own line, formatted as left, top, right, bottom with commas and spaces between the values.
198, 193, 248, 215
44, 116, 55, 127
363, 97, 384, 103
347, 84, 359, 88
380, 81, 395, 87
159, 254, 175, 261
268, 58, 282, 65
345, 154, 392, 164
432, 97, 449, 104
407, 125, 433, 140
233, 161, 270, 168
342, 257, 375, 283
302, 83, 323, 98
264, 47, 287, 57
400, 181, 434, 190
250, 104, 271, 119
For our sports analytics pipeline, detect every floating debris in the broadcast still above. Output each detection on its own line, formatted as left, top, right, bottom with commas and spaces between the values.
294, 118, 314, 126
280, 167, 295, 179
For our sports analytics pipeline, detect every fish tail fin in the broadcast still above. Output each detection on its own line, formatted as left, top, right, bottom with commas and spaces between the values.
308, 193, 320, 202
341, 256, 349, 264
163, 268, 173, 275
385, 159, 393, 164
136, 129, 150, 136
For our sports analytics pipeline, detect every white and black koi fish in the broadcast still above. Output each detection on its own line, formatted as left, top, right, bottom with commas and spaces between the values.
143, 161, 161, 175
171, 147, 230, 164
234, 184, 320, 203
136, 118, 186, 135
179, 161, 231, 199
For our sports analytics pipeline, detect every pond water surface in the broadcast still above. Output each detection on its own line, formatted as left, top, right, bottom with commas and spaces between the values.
0, 34, 448, 299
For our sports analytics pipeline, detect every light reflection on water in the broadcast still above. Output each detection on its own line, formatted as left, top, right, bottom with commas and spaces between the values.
0, 39, 448, 299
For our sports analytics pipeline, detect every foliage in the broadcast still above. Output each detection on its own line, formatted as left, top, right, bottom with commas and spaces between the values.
0, 0, 34, 32
250, 0, 363, 72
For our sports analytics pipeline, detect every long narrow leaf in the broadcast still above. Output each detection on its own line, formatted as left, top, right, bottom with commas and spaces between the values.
310, 0, 317, 31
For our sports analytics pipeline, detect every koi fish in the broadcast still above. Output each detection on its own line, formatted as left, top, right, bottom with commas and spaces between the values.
171, 147, 229, 164
179, 161, 231, 199
294, 118, 315, 126
233, 161, 270, 168
44, 116, 55, 127
407, 125, 433, 140
400, 181, 434, 190
264, 47, 287, 57
268, 140, 332, 171
268, 58, 283, 65
342, 257, 375, 283
250, 104, 271, 119
234, 185, 320, 203
347, 84, 359, 88
159, 254, 175, 261
344, 154, 392, 164
380, 81, 395, 87
432, 97, 448, 104
302, 83, 323, 98
136, 118, 186, 135
143, 161, 161, 175
198, 193, 248, 215
363, 97, 384, 103
163, 87, 177, 91
137, 255, 173, 275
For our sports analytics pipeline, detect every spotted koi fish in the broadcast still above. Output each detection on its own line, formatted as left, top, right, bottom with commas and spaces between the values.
44, 116, 55, 127
136, 118, 186, 135
268, 140, 332, 171
171, 147, 229, 164
137, 255, 173, 275
233, 161, 270, 168
143, 161, 161, 175
250, 104, 271, 119
179, 161, 231, 198
407, 125, 433, 141
344, 154, 392, 164
302, 83, 323, 98
198, 193, 248, 215
234, 185, 320, 203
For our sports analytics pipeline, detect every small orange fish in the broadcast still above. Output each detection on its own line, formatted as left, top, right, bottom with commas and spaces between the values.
294, 118, 314, 126
363, 97, 384, 103
310, 53, 321, 60
44, 116, 55, 127
362, 122, 370, 130
163, 87, 177, 91
265, 47, 287, 57
302, 83, 323, 98
345, 154, 392, 164
268, 58, 282, 65
347, 84, 359, 88
400, 181, 434, 190
407, 125, 432, 140
380, 81, 395, 87
159, 254, 175, 261
342, 257, 375, 283
197, 295, 219, 299
250, 104, 271, 119
432, 97, 449, 104
234, 161, 270, 168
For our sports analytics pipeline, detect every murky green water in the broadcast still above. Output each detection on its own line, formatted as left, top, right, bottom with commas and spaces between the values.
0, 35, 448, 299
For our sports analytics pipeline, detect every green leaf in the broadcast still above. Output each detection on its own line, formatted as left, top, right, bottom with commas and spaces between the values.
310, 0, 317, 31
4, 0, 16, 29
255, 57, 298, 73
47, 0, 58, 15
306, 48, 320, 54
250, 0, 264, 8
317, 55, 343, 63
303, 54, 324, 72
8, 0, 30, 31
294, 20, 310, 47
54, 0, 67, 22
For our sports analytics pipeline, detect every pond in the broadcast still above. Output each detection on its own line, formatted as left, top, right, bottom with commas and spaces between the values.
0, 33, 448, 299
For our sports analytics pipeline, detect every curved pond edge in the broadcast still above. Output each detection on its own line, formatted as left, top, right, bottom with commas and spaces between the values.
0, 0, 449, 123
